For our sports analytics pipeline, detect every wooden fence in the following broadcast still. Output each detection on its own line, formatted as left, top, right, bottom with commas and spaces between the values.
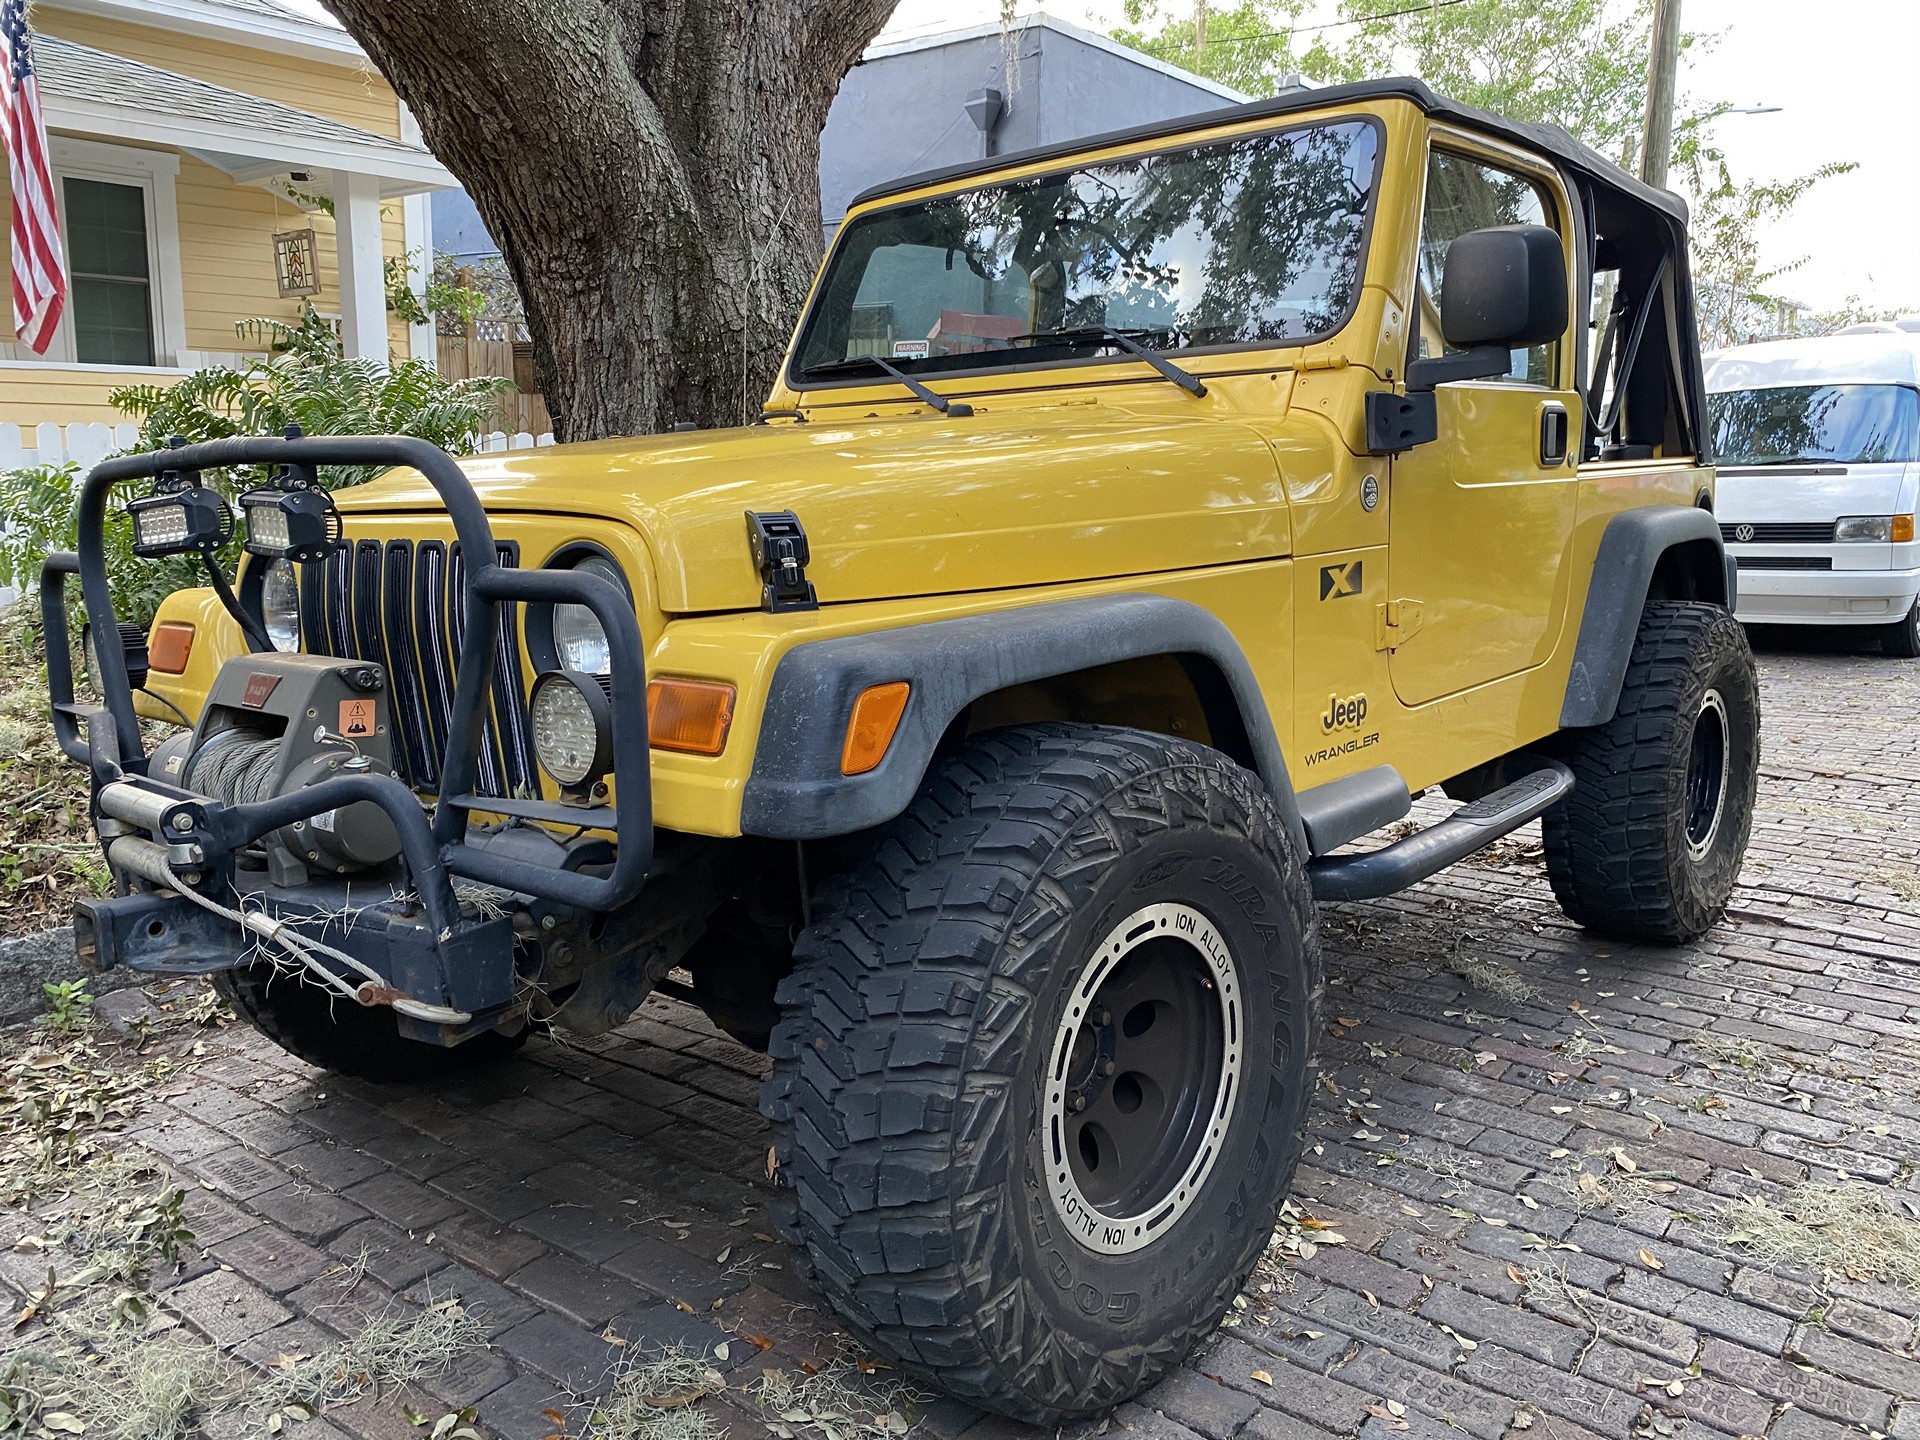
437, 334, 552, 438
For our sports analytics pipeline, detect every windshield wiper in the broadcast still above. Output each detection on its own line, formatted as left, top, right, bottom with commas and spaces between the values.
803, 356, 973, 416
1014, 325, 1208, 397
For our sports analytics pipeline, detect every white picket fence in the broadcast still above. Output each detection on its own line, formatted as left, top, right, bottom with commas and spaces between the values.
0, 421, 556, 473
0, 424, 559, 607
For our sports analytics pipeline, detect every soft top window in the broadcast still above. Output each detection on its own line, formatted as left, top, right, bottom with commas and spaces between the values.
1708, 384, 1920, 466
793, 118, 1381, 383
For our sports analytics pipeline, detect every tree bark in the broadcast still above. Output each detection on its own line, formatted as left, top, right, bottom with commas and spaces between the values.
322, 0, 898, 440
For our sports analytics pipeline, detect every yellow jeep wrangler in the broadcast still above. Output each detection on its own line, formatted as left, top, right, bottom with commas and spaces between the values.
49, 78, 1753, 1422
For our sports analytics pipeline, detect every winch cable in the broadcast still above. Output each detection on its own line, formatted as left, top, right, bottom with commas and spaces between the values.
167, 727, 473, 1025
184, 729, 284, 806
154, 867, 473, 1025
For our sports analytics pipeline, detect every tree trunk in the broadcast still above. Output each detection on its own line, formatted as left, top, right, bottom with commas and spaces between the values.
322, 0, 898, 441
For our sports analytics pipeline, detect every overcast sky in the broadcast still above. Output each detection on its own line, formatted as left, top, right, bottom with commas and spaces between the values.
878, 0, 1918, 316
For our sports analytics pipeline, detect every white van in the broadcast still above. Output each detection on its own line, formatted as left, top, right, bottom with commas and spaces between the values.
1706, 334, 1920, 657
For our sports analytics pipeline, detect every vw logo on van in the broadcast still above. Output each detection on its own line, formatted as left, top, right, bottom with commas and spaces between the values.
1733, 523, 1755, 542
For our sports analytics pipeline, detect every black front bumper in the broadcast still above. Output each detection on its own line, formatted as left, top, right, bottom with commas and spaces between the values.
46, 434, 655, 1036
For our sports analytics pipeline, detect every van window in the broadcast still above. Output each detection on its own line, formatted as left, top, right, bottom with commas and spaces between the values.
1708, 384, 1920, 465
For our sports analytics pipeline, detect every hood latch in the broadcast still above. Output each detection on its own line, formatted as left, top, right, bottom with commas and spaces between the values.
746, 510, 819, 613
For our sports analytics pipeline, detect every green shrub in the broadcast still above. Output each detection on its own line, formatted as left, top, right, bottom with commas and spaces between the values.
0, 305, 513, 635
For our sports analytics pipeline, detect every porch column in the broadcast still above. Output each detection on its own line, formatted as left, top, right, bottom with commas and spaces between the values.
399, 107, 439, 368
332, 169, 387, 361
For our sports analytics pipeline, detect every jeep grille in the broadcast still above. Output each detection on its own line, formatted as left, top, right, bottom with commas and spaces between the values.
302, 538, 537, 798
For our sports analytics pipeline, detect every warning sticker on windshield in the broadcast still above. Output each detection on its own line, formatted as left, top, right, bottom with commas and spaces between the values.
892, 340, 931, 359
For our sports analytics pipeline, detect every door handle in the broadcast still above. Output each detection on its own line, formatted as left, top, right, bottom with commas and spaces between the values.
1539, 402, 1570, 468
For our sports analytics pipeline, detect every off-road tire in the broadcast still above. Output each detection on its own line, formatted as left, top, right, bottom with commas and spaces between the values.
214, 966, 528, 1083
761, 724, 1321, 1423
1544, 601, 1758, 942
1881, 598, 1920, 659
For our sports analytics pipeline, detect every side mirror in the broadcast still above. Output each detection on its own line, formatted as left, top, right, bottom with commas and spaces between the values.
1439, 223, 1568, 350
1403, 225, 1569, 393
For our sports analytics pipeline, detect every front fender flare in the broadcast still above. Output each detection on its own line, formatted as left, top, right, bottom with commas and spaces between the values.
739, 593, 1304, 854
1561, 505, 1731, 728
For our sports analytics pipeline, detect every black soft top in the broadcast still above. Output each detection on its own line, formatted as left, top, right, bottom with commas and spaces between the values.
849, 76, 1687, 225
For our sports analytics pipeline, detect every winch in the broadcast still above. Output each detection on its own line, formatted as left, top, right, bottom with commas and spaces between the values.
148, 653, 403, 886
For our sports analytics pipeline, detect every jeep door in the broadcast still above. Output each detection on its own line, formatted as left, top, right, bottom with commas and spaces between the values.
1385, 139, 1581, 706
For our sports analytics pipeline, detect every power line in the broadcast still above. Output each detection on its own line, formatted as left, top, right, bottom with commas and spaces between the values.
1151, 0, 1476, 51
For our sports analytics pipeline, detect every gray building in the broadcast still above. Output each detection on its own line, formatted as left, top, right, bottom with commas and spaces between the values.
430, 12, 1246, 264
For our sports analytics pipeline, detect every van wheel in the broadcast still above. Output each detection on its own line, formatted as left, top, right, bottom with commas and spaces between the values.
761, 724, 1321, 1423
1544, 602, 1758, 943
1882, 599, 1920, 658
214, 967, 528, 1083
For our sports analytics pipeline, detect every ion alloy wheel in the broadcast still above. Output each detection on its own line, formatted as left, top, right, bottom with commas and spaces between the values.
764, 725, 1322, 1423
1043, 902, 1241, 1256
1684, 688, 1730, 861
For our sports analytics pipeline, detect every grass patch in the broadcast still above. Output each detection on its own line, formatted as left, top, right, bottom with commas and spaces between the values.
1443, 952, 1535, 1003
1693, 1032, 1775, 1073
252, 1303, 486, 1417
0, 635, 115, 928
52, 1330, 246, 1440
1866, 866, 1920, 903
752, 1359, 922, 1440
571, 1349, 730, 1440
0, 1031, 185, 1206
1723, 1182, 1920, 1288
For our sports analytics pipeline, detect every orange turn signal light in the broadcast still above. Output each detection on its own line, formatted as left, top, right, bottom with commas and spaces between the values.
841, 681, 911, 776
647, 677, 735, 756
149, 622, 195, 675
1895, 514, 1916, 544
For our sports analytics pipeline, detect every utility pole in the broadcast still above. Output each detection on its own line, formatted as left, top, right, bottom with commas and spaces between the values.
1640, 0, 1683, 189
1193, 0, 1208, 63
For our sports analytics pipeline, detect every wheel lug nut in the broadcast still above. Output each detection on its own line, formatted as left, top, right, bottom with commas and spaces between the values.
1069, 1094, 1087, 1112
1098, 1059, 1116, 1076
1096, 1009, 1111, 1026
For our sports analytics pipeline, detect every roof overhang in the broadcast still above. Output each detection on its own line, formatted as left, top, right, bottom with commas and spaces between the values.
45, 94, 453, 194
36, 0, 365, 68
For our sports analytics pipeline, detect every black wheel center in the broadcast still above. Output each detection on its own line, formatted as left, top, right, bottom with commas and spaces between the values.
1061, 935, 1226, 1216
1685, 689, 1730, 856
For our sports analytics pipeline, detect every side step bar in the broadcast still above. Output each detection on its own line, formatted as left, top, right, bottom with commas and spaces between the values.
1307, 761, 1575, 902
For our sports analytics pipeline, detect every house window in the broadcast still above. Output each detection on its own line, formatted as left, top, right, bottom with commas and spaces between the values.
65, 177, 155, 366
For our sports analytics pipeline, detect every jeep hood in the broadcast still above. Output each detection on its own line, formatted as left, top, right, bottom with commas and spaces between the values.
341, 405, 1298, 613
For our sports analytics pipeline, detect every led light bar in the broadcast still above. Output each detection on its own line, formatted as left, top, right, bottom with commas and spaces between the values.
127, 486, 231, 558
238, 486, 344, 563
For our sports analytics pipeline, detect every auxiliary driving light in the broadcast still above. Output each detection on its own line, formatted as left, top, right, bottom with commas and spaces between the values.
127, 485, 231, 558
530, 669, 615, 790
239, 484, 344, 563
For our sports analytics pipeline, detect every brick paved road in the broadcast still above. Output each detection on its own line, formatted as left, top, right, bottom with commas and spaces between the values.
15, 634, 1920, 1440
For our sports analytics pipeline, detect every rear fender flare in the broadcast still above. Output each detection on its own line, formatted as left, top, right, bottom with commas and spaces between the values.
739, 594, 1305, 854
1561, 505, 1731, 727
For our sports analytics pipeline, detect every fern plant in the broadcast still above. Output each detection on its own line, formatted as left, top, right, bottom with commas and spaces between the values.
110, 302, 515, 490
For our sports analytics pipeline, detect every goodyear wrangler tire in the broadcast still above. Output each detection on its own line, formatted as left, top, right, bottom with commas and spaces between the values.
761, 724, 1321, 1423
1544, 601, 1758, 943
214, 966, 527, 1084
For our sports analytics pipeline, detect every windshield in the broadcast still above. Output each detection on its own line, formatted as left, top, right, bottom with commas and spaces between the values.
792, 118, 1381, 382
1708, 383, 1920, 465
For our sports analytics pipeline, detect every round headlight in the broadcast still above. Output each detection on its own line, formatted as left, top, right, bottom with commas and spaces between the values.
551, 555, 623, 674
529, 669, 614, 789
262, 558, 300, 653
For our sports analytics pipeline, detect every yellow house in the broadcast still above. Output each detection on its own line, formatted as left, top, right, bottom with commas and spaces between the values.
0, 0, 454, 452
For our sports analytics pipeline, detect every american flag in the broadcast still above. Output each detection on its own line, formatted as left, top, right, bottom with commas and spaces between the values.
0, 0, 63, 353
